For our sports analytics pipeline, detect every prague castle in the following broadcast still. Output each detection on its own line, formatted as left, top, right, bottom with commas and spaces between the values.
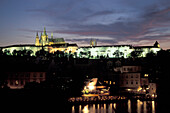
35, 27, 66, 46
0, 28, 161, 59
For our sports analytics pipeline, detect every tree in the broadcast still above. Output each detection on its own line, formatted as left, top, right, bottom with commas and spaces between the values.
146, 51, 156, 58
3, 49, 10, 56
12, 50, 17, 56
130, 50, 143, 58
27, 50, 33, 56
0, 48, 3, 56
113, 50, 124, 58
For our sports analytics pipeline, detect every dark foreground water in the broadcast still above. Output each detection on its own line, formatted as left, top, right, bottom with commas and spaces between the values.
70, 100, 157, 113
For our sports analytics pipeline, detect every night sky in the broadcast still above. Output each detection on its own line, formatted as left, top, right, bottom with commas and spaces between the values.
1, 0, 170, 49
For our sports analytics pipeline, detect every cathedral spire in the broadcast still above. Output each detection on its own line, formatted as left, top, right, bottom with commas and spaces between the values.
51, 32, 53, 39
36, 32, 38, 37
43, 27, 46, 35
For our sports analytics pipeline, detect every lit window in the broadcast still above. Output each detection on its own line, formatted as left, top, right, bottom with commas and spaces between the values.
15, 80, 19, 85
144, 74, 149, 77
110, 81, 112, 85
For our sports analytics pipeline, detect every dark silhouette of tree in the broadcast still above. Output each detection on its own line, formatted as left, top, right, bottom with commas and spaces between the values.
12, 50, 17, 56
146, 51, 156, 58
3, 49, 10, 56
74, 52, 77, 58
88, 51, 91, 58
113, 50, 124, 58
35, 49, 48, 57
130, 50, 142, 58
27, 50, 33, 56
0, 48, 3, 56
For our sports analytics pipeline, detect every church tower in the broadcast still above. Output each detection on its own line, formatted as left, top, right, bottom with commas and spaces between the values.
90, 39, 97, 46
35, 32, 40, 46
41, 27, 48, 46
154, 41, 160, 48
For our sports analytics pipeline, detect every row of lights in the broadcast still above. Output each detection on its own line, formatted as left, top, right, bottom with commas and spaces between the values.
104, 81, 115, 85
68, 96, 126, 102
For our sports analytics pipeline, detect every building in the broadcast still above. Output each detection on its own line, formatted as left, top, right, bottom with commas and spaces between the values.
148, 83, 157, 97
117, 65, 142, 93
35, 27, 66, 46
0, 27, 161, 58
6, 72, 46, 89
90, 39, 97, 46
1, 28, 78, 56
77, 41, 161, 59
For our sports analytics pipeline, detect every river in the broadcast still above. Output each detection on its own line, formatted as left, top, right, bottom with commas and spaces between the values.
70, 99, 157, 113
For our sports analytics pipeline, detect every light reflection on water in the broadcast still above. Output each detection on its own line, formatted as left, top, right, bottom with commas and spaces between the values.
71, 100, 157, 113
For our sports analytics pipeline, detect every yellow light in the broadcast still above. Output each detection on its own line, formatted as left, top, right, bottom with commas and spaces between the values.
110, 81, 112, 85
152, 94, 155, 97
15, 80, 19, 85
113, 82, 115, 84
144, 74, 149, 77
127, 89, 131, 91
137, 86, 142, 91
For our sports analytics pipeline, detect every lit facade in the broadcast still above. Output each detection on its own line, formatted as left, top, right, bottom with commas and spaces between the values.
118, 66, 142, 90
77, 41, 161, 59
0, 28, 161, 58
35, 27, 66, 46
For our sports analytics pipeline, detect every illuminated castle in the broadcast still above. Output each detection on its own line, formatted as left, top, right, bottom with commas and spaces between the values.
35, 27, 65, 46
0, 27, 161, 58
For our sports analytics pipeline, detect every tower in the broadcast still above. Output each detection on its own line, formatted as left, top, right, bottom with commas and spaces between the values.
154, 41, 160, 48
35, 32, 40, 46
51, 32, 53, 39
41, 27, 48, 46
90, 39, 97, 46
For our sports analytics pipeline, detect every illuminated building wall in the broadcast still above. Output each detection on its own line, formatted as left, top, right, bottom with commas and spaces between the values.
77, 41, 161, 59
48, 43, 78, 54
1, 29, 161, 59
2, 45, 43, 56
77, 45, 134, 59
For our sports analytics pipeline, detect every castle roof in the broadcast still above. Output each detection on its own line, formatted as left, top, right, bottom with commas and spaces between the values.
48, 38, 65, 42
79, 45, 132, 48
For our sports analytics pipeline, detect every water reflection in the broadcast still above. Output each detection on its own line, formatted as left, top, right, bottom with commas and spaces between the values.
72, 106, 75, 113
144, 101, 147, 113
71, 100, 157, 113
152, 101, 155, 113
79, 105, 82, 113
128, 99, 131, 113
82, 105, 89, 113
